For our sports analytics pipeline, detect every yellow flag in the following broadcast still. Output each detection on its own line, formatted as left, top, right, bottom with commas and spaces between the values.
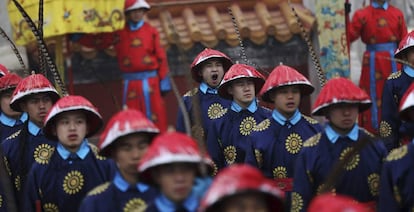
7, 0, 125, 45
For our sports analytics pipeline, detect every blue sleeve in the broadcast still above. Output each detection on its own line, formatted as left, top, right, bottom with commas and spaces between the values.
160, 75, 172, 93
291, 150, 314, 212
378, 161, 400, 211
176, 97, 190, 133
205, 123, 225, 172
22, 166, 41, 212
380, 80, 400, 151
244, 136, 259, 168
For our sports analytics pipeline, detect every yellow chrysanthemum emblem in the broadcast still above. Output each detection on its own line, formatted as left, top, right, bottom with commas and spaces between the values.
393, 186, 401, 204
34, 144, 54, 164
254, 149, 263, 168
123, 198, 147, 212
368, 173, 380, 196
386, 145, 408, 161
303, 133, 321, 147
0, 195, 2, 207
239, 116, 256, 136
379, 121, 392, 137
43, 203, 59, 212
207, 103, 227, 119
273, 166, 287, 179
387, 71, 401, 80
89, 143, 106, 160
291, 192, 304, 212
339, 147, 360, 171
224, 146, 237, 165
285, 133, 303, 154
253, 119, 270, 132
63, 171, 85, 195
87, 182, 110, 196
15, 175, 21, 191
303, 115, 318, 124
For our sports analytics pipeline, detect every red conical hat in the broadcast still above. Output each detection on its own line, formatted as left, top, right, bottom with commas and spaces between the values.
394, 30, 414, 59
10, 73, 60, 112
399, 82, 414, 121
98, 108, 160, 157
308, 194, 367, 212
218, 64, 265, 99
0, 64, 10, 77
312, 77, 371, 116
259, 64, 314, 103
124, 0, 150, 12
199, 164, 285, 212
138, 131, 212, 184
0, 73, 22, 93
43, 95, 102, 140
190, 48, 233, 83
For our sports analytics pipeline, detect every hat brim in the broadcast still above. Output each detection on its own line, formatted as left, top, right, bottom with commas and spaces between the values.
10, 91, 60, 112
139, 157, 213, 185
99, 131, 158, 157
43, 109, 103, 141
191, 57, 233, 83
205, 190, 284, 212
218, 77, 265, 100
261, 84, 314, 103
312, 101, 372, 116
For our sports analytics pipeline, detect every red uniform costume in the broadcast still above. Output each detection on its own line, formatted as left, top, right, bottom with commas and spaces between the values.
115, 22, 169, 132
78, 0, 170, 132
348, 2, 407, 134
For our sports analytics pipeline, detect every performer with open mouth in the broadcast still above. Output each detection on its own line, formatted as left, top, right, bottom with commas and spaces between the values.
176, 48, 233, 145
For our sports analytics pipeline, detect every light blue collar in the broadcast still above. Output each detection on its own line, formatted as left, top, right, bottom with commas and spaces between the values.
113, 171, 149, 192
128, 20, 144, 31
272, 109, 301, 126
28, 120, 42, 136
231, 99, 258, 113
326, 124, 359, 144
199, 82, 217, 94
57, 139, 90, 160
1, 112, 28, 127
372, 1, 389, 10
155, 190, 198, 212
403, 65, 414, 77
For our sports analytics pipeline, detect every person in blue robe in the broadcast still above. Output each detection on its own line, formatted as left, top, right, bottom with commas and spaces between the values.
379, 82, 414, 211
1, 73, 60, 210
244, 64, 322, 210
0, 73, 27, 142
380, 30, 414, 151
291, 77, 388, 212
176, 48, 233, 136
79, 109, 160, 211
138, 132, 212, 212
23, 95, 116, 212
206, 64, 270, 172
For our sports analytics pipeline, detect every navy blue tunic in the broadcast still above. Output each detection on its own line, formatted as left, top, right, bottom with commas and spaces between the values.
206, 101, 271, 172
380, 67, 414, 151
378, 142, 414, 211
176, 87, 231, 135
79, 172, 158, 212
0, 112, 27, 142
1, 121, 56, 210
291, 128, 387, 212
23, 143, 116, 212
